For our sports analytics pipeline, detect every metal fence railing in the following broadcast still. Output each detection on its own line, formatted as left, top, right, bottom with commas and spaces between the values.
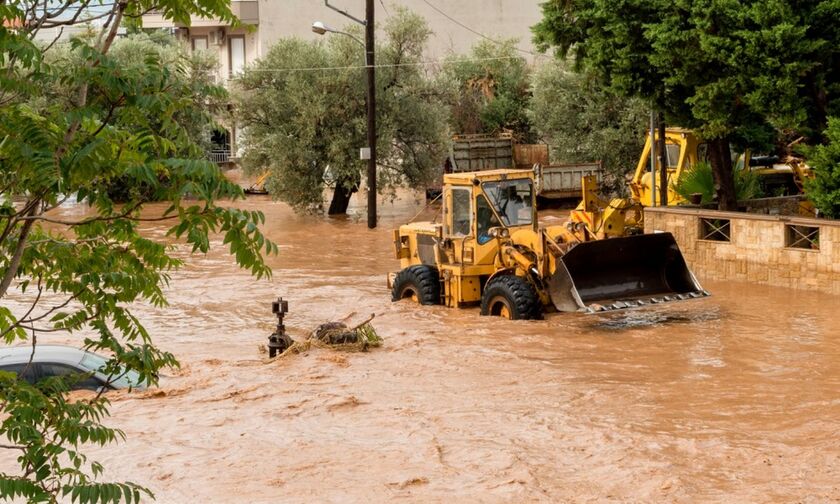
209, 149, 231, 164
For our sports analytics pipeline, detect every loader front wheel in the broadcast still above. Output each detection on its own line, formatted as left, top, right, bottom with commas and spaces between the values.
391, 265, 440, 305
481, 275, 542, 320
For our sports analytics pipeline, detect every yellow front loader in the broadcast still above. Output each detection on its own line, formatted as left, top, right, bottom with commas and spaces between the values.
388, 170, 708, 319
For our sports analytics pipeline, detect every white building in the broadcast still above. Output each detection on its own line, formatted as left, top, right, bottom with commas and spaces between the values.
142, 0, 544, 162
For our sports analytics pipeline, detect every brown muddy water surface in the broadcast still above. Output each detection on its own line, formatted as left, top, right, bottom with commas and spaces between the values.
3, 185, 840, 503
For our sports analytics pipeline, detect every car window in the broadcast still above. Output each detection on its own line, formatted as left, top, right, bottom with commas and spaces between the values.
39, 363, 106, 391
80, 352, 143, 388
0, 363, 37, 384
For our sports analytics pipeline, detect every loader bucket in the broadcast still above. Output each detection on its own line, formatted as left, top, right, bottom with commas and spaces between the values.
547, 233, 708, 312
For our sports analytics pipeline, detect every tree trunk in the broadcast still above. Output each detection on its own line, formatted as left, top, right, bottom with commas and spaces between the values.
327, 179, 358, 215
708, 137, 737, 211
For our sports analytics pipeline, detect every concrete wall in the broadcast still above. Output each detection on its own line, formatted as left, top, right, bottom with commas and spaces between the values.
258, 0, 543, 60
645, 207, 840, 295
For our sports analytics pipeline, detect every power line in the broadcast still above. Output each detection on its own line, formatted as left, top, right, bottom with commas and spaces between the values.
417, 0, 544, 58
241, 55, 523, 74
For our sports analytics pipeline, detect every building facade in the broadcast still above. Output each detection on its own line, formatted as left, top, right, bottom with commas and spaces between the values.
142, 0, 544, 163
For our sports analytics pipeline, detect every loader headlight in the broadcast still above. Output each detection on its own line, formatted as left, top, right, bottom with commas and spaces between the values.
488, 227, 509, 239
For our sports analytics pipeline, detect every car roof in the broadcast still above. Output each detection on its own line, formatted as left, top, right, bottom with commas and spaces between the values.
0, 344, 87, 366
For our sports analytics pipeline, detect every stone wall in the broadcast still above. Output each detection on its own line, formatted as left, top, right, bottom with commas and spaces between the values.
645, 207, 840, 294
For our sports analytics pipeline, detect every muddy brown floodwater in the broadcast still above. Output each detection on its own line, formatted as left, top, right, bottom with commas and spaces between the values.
3, 184, 840, 503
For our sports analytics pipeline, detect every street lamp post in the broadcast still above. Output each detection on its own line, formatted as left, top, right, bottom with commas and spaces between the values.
313, 0, 377, 229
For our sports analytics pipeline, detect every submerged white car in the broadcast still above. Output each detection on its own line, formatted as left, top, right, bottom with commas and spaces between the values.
0, 345, 145, 391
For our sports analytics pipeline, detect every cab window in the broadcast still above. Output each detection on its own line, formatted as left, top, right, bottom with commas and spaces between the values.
448, 188, 472, 237
482, 179, 534, 227
665, 143, 681, 168
476, 195, 500, 244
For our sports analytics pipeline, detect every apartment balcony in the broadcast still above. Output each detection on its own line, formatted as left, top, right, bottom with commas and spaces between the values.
142, 1, 259, 28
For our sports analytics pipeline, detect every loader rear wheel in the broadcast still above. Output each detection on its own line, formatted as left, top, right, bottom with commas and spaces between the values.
480, 275, 542, 320
391, 265, 440, 305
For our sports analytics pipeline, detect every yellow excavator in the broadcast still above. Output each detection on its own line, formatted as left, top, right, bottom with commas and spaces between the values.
245, 171, 270, 195
567, 128, 815, 238
388, 169, 708, 319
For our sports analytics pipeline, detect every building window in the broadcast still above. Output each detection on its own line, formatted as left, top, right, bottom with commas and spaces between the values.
191, 36, 208, 52
785, 224, 819, 250
699, 217, 731, 242
228, 35, 245, 78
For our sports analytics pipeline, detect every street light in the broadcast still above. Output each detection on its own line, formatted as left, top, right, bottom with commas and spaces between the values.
311, 21, 365, 47
312, 0, 377, 229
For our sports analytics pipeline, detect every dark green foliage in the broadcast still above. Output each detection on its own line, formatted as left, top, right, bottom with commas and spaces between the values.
804, 117, 840, 218
0, 1, 276, 502
532, 0, 840, 209
234, 7, 449, 213
530, 59, 648, 193
441, 40, 534, 142
672, 162, 761, 205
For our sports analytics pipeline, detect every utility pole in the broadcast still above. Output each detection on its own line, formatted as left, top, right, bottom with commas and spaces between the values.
317, 1, 376, 228
649, 110, 656, 206
365, 0, 376, 229
658, 112, 667, 207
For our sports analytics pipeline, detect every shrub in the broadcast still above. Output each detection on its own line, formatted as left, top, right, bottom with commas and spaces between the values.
672, 161, 762, 205
803, 117, 840, 218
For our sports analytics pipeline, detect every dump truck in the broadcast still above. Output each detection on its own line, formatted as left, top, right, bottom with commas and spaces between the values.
389, 169, 708, 319
536, 162, 604, 199
430, 133, 603, 200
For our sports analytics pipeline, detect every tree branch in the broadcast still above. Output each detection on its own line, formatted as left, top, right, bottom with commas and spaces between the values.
0, 203, 39, 299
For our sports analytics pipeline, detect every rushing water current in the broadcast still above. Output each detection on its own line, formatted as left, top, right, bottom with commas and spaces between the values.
3, 183, 840, 503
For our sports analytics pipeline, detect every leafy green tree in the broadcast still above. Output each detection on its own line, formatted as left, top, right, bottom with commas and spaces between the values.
440, 40, 534, 142
530, 59, 648, 193
234, 7, 450, 215
533, 0, 839, 210
1, 1, 275, 502
804, 117, 840, 218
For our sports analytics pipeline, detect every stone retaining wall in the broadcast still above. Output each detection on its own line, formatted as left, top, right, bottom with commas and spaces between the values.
644, 207, 840, 295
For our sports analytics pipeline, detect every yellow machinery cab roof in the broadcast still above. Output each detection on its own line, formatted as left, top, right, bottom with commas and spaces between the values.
443, 169, 534, 185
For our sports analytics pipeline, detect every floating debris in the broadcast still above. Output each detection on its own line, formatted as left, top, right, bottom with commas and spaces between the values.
276, 313, 382, 359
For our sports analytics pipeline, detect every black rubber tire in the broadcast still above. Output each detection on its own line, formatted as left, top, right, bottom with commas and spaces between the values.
480, 275, 542, 320
391, 265, 441, 305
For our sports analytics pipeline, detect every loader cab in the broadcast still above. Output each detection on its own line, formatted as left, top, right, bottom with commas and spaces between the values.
629, 128, 702, 206
443, 171, 536, 237
442, 170, 536, 266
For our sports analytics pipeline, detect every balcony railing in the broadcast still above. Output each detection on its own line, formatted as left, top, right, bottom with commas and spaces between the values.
209, 149, 231, 164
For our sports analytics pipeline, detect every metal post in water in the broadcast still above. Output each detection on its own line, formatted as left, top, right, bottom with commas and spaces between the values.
268, 298, 293, 358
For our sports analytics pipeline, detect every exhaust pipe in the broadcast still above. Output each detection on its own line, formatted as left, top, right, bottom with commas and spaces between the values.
547, 233, 708, 312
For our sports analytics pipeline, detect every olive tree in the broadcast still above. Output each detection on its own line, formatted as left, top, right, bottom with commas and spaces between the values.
0, 1, 275, 502
530, 59, 649, 193
234, 7, 449, 215
439, 39, 534, 142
